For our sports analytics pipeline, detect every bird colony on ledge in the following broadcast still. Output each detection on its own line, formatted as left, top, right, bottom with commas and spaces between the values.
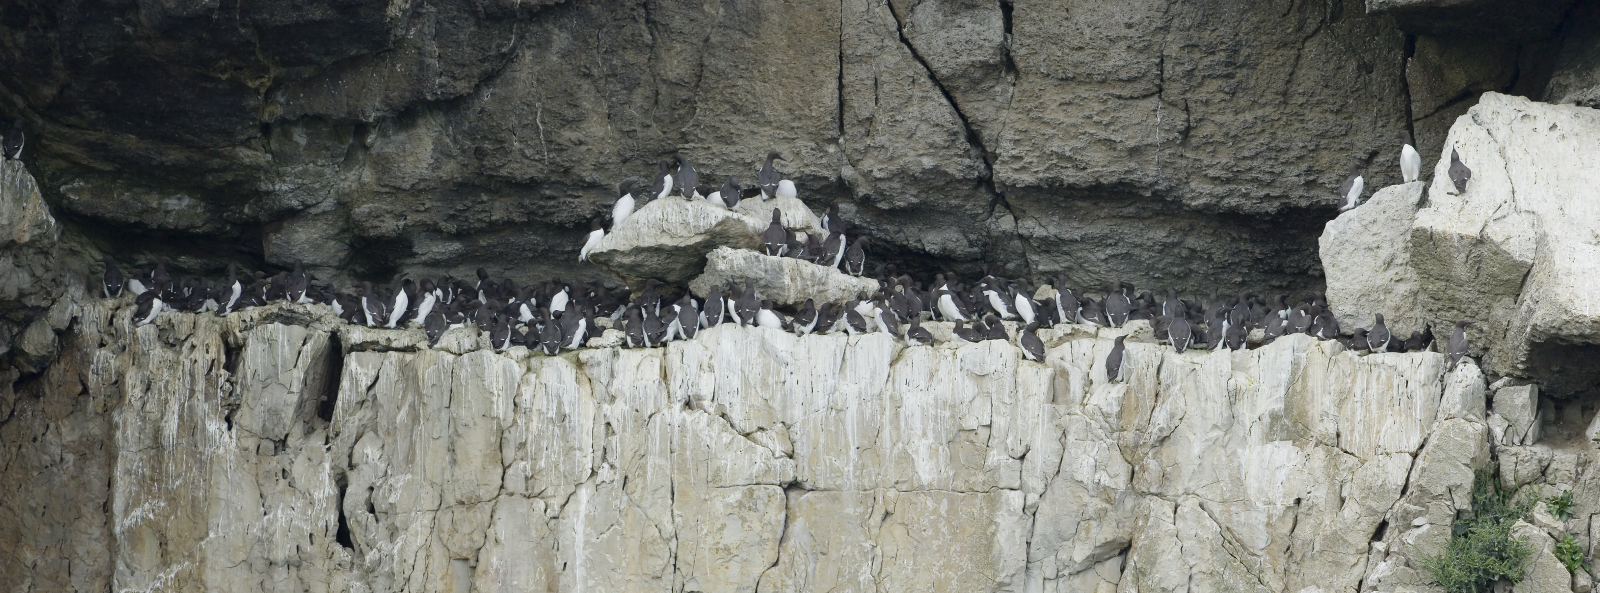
95, 144, 1477, 382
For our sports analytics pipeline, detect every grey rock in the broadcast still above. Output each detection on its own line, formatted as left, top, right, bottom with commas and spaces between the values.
687, 246, 879, 308
0, 0, 1431, 293
1321, 181, 1427, 337
1512, 520, 1579, 593
1409, 93, 1600, 395
1545, 1, 1600, 109
1493, 383, 1542, 446
590, 194, 820, 288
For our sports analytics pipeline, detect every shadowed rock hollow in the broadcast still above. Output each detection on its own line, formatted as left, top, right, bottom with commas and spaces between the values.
1, 0, 1593, 292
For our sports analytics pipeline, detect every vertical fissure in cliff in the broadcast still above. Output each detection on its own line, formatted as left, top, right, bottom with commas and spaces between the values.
883, 1, 1006, 213
317, 332, 344, 424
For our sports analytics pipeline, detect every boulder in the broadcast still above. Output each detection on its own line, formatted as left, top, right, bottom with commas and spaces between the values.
1492, 383, 1543, 446
688, 247, 879, 308
1512, 520, 1578, 593
1317, 93, 1600, 395
588, 195, 823, 288
1320, 181, 1427, 337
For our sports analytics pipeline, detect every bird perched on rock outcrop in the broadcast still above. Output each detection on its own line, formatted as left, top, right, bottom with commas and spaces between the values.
758, 151, 783, 200
3, 120, 23, 160
1448, 320, 1472, 366
1366, 314, 1391, 352
1448, 148, 1472, 194
675, 153, 699, 199
99, 256, 125, 298
612, 181, 636, 231
1106, 335, 1127, 383
1338, 164, 1364, 212
843, 237, 868, 276
762, 209, 788, 257
651, 161, 673, 202
579, 219, 605, 262
1398, 131, 1421, 183
1019, 322, 1045, 361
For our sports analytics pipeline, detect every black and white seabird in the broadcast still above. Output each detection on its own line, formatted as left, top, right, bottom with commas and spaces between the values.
843, 237, 868, 276
579, 218, 605, 262
563, 309, 593, 349
651, 161, 673, 202
612, 181, 636, 231
758, 152, 783, 200
762, 209, 788, 257
906, 317, 933, 344
1169, 315, 1192, 353
1448, 320, 1472, 366
133, 289, 164, 326
675, 295, 699, 341
3, 120, 22, 160
424, 310, 448, 347
1019, 322, 1045, 362
1338, 164, 1364, 212
793, 299, 818, 336
953, 320, 982, 343
1448, 148, 1471, 194
776, 180, 798, 200
99, 256, 125, 298
1399, 131, 1421, 183
675, 153, 700, 199
1106, 335, 1127, 383
720, 177, 742, 209
1104, 282, 1132, 328
983, 314, 1009, 341
756, 300, 786, 330
735, 280, 760, 326
1366, 314, 1391, 352
539, 310, 565, 355
288, 260, 310, 304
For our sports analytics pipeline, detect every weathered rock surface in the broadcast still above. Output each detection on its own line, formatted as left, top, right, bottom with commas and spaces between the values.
0, 0, 1479, 292
588, 195, 821, 287
688, 247, 879, 308
1324, 93, 1600, 396
16, 292, 1594, 592
1320, 181, 1428, 337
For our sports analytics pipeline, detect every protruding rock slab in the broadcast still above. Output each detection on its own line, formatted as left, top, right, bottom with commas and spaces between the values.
1408, 92, 1600, 394
688, 246, 879, 307
588, 194, 823, 288
1321, 181, 1427, 336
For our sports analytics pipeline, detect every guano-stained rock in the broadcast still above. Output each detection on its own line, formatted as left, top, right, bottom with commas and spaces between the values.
0, 299, 1526, 593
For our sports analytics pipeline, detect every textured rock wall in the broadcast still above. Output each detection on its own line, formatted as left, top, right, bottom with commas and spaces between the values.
8, 295, 1598, 592
0, 0, 1524, 292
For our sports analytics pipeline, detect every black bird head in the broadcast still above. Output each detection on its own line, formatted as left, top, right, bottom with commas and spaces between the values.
619, 180, 635, 196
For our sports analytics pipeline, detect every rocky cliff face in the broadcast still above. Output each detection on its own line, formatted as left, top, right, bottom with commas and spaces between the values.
14, 293, 1595, 593
1, 0, 1596, 291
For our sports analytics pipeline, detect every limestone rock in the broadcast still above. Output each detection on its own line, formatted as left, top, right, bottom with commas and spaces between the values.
589, 195, 822, 288
1513, 521, 1578, 593
688, 246, 879, 307
0, 300, 1524, 592
1321, 181, 1427, 337
1409, 93, 1600, 395
1494, 383, 1543, 446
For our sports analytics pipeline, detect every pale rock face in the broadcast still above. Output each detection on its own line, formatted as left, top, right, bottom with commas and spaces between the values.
1408, 93, 1600, 395
589, 194, 823, 288
688, 246, 880, 307
1320, 181, 1427, 336
2, 296, 1525, 593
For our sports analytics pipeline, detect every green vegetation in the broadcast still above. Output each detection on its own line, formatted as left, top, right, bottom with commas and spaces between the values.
1554, 534, 1586, 574
1544, 490, 1575, 521
1421, 468, 1536, 593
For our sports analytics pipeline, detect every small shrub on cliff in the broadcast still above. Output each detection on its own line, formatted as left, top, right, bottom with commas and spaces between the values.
1554, 534, 1585, 574
1544, 490, 1575, 520
1421, 468, 1535, 593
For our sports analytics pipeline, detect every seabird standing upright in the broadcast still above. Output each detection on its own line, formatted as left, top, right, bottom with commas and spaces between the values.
1399, 131, 1421, 183
1448, 320, 1472, 366
843, 237, 868, 276
721, 177, 741, 209
675, 153, 699, 199
287, 260, 310, 304
99, 256, 125, 298
1448, 148, 1472, 194
3, 120, 22, 160
1169, 315, 1192, 353
1366, 314, 1391, 352
133, 289, 164, 326
651, 161, 673, 202
612, 181, 636, 231
1106, 335, 1127, 383
762, 209, 788, 256
579, 218, 605, 262
1019, 322, 1045, 362
758, 151, 783, 199
1338, 164, 1364, 212
776, 179, 798, 201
